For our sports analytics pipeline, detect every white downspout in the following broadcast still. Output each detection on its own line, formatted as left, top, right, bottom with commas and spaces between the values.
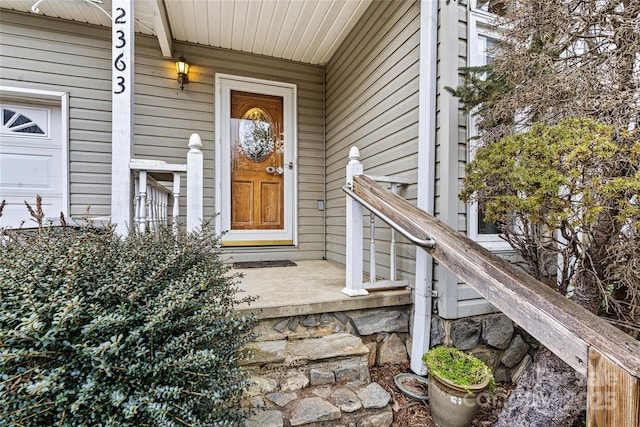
411, 0, 438, 375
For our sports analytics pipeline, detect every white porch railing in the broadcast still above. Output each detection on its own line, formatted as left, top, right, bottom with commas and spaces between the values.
129, 133, 203, 233
342, 146, 434, 296
130, 162, 183, 232
364, 174, 410, 287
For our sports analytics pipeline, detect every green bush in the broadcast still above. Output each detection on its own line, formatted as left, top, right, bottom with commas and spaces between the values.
0, 221, 257, 426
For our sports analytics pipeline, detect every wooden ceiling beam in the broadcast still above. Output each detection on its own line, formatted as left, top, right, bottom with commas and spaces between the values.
151, 0, 172, 58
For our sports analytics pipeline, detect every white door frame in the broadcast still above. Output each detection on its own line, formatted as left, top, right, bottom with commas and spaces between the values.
214, 74, 298, 246
0, 86, 69, 223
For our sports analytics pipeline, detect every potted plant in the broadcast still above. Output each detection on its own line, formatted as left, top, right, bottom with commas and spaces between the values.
422, 346, 495, 427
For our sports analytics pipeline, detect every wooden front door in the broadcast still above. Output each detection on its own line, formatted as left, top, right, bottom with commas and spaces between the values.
230, 91, 284, 230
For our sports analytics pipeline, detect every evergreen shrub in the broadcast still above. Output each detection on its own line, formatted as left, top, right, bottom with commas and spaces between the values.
0, 220, 257, 426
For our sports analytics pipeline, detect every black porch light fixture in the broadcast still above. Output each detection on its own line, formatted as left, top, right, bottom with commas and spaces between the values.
175, 55, 190, 90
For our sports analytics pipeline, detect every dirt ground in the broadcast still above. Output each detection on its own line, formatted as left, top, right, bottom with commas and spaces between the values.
370, 363, 514, 427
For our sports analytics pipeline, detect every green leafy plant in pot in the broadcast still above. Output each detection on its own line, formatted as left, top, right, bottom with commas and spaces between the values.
423, 346, 495, 427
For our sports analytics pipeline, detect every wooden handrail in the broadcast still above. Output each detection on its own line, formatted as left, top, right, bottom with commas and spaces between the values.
352, 174, 640, 426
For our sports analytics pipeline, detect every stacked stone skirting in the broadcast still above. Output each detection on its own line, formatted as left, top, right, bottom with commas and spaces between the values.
241, 307, 538, 426
431, 313, 539, 383
242, 307, 412, 426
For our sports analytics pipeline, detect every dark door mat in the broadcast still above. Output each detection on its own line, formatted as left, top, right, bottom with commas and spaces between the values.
233, 260, 297, 269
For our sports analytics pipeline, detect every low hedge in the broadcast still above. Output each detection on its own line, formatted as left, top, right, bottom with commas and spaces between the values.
0, 220, 257, 426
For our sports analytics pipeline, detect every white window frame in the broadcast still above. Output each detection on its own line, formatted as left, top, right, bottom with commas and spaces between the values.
0, 86, 69, 220
467, 2, 512, 251
214, 74, 298, 246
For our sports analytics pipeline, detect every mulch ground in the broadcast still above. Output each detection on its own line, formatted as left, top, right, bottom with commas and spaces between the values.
370, 363, 514, 427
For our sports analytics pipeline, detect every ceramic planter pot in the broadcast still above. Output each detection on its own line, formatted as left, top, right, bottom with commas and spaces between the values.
428, 371, 491, 427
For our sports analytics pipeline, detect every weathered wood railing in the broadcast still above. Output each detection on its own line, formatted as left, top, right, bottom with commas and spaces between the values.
343, 149, 640, 426
129, 133, 203, 233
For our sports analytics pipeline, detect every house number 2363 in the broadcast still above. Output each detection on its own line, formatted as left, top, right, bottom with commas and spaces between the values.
113, 7, 128, 95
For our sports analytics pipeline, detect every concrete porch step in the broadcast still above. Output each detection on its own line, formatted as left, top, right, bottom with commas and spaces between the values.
234, 260, 412, 320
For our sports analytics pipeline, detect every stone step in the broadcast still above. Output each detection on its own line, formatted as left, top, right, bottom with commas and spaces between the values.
239, 309, 413, 426
244, 380, 393, 427
242, 333, 370, 368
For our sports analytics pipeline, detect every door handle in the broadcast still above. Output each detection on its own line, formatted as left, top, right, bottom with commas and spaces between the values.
266, 166, 276, 174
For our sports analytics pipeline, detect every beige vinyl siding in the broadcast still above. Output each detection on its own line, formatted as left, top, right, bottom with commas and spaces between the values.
0, 10, 325, 261
325, 0, 421, 281
0, 12, 113, 218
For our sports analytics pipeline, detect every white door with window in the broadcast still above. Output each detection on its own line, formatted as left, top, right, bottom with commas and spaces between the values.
215, 75, 297, 246
0, 103, 64, 228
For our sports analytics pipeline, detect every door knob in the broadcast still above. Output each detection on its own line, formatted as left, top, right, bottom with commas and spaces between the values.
266, 166, 276, 173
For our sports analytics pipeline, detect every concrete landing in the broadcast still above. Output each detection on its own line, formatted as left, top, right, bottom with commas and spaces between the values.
233, 260, 412, 319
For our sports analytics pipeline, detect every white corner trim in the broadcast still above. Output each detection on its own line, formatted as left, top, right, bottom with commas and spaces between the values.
214, 74, 223, 236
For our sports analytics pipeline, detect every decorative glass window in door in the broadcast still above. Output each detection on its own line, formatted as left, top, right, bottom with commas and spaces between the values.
230, 90, 285, 232
239, 108, 275, 163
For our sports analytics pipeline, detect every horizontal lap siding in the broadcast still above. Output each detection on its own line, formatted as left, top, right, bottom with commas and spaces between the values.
325, 0, 421, 281
1, 11, 325, 260
0, 12, 113, 218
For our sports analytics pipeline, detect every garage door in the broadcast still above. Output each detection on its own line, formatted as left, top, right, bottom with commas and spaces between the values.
0, 103, 63, 228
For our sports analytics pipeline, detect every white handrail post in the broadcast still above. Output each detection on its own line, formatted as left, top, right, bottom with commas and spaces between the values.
172, 172, 181, 233
138, 170, 147, 233
147, 184, 155, 231
369, 213, 376, 283
133, 174, 141, 230
187, 133, 203, 232
389, 182, 398, 281
342, 146, 368, 296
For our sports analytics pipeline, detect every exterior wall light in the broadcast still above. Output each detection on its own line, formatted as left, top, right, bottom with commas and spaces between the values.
175, 55, 189, 90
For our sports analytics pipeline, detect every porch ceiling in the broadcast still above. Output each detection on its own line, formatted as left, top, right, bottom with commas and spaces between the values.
1, 0, 372, 65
